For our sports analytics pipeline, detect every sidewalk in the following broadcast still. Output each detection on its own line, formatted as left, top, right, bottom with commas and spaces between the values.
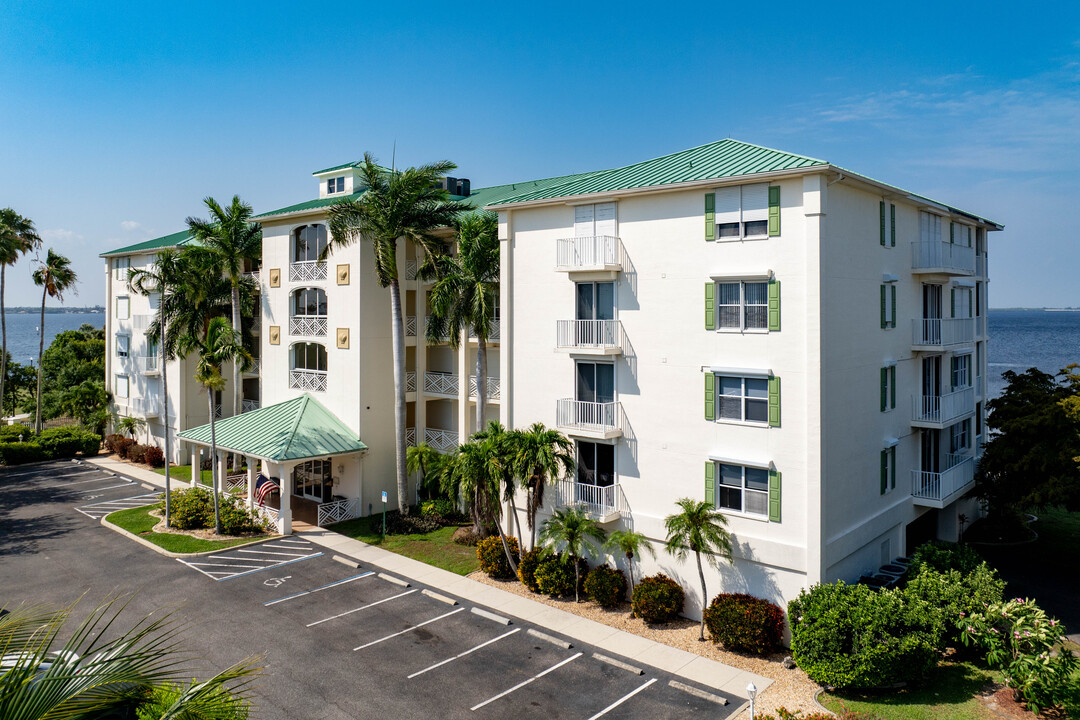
82, 455, 772, 707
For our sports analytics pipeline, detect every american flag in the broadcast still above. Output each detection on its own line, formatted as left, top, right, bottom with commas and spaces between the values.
254, 475, 279, 506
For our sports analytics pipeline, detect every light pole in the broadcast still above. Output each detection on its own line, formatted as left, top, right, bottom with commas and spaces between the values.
746, 682, 757, 718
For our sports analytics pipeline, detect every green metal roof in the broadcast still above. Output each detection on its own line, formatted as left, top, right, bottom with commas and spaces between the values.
312, 161, 361, 175
253, 191, 364, 220
461, 171, 608, 209
100, 229, 194, 258
178, 394, 367, 462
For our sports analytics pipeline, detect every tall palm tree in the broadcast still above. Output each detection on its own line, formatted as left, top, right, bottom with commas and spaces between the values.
664, 498, 733, 641
439, 438, 518, 573
32, 249, 77, 435
327, 154, 465, 514
473, 421, 525, 543
406, 441, 444, 501
425, 212, 499, 431
177, 317, 252, 535
0, 209, 41, 418
186, 197, 261, 469
130, 248, 187, 528
512, 422, 575, 548
604, 528, 656, 599
0, 595, 260, 719
538, 506, 608, 602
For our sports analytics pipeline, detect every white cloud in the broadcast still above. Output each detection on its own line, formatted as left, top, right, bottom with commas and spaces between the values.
40, 228, 82, 242
120, 220, 143, 232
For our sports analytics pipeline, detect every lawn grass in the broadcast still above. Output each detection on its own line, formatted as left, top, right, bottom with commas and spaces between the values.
820, 660, 999, 720
330, 515, 479, 576
155, 465, 214, 487
106, 504, 263, 554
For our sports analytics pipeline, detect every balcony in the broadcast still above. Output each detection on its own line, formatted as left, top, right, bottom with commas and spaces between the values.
243, 358, 261, 376
244, 269, 261, 284
556, 399, 623, 439
556, 319, 623, 355
290, 315, 327, 337
406, 316, 417, 338
976, 255, 987, 278
551, 478, 625, 523
424, 427, 459, 452
406, 371, 416, 393
131, 314, 155, 332
130, 397, 162, 418
911, 454, 975, 508
405, 427, 417, 446
424, 371, 458, 397
133, 355, 159, 374
405, 260, 418, 281
468, 375, 501, 401
241, 399, 260, 413
469, 322, 500, 343
912, 386, 976, 428
290, 369, 327, 392
911, 318, 975, 350
911, 241, 975, 275
289, 260, 327, 282
555, 236, 622, 274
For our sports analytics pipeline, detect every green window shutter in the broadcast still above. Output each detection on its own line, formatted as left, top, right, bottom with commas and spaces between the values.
880, 367, 887, 411
968, 289, 973, 318
880, 450, 888, 495
704, 373, 715, 421
880, 285, 887, 328
951, 288, 956, 317
768, 470, 781, 522
890, 285, 897, 327
705, 193, 715, 241
890, 204, 896, 247
768, 376, 781, 427
768, 186, 781, 236
879, 201, 886, 246
704, 282, 716, 330
889, 448, 896, 489
705, 462, 716, 506
767, 280, 781, 331
890, 367, 896, 409
950, 222, 955, 244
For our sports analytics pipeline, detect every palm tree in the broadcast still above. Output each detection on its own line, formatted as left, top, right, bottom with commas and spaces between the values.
0, 209, 41, 418
327, 154, 465, 514
116, 415, 146, 442
473, 421, 525, 543
177, 317, 252, 535
604, 528, 656, 599
130, 248, 186, 528
186, 197, 261, 471
439, 438, 518, 574
664, 498, 733, 641
31, 249, 77, 435
512, 422, 575, 549
406, 441, 444, 502
538, 506, 608, 602
425, 212, 499, 430
0, 595, 260, 719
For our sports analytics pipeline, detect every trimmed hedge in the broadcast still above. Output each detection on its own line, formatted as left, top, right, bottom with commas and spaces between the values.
584, 565, 627, 607
476, 535, 520, 579
0, 427, 101, 465
517, 548, 543, 593
162, 487, 267, 535
704, 593, 785, 655
631, 573, 685, 623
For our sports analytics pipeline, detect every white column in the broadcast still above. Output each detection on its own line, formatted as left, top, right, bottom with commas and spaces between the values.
246, 457, 256, 510
457, 330, 469, 441
276, 464, 292, 535
190, 447, 201, 488
216, 452, 227, 494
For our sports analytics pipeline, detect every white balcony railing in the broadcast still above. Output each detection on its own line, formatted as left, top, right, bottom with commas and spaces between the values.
555, 235, 622, 271
424, 371, 458, 396
406, 316, 417, 337
289, 260, 327, 282
911, 240, 975, 274
556, 399, 622, 435
244, 269, 261, 284
254, 504, 279, 525
405, 260, 418, 280
470, 322, 501, 342
134, 355, 159, 373
243, 358, 261, 375
406, 371, 416, 393
213, 404, 223, 419
424, 427, 459, 452
241, 399, 260, 413
405, 427, 417, 447
131, 314, 155, 331
556, 319, 622, 352
913, 386, 976, 425
290, 316, 327, 337
317, 497, 361, 527
468, 375, 501, 400
290, 369, 327, 392
912, 317, 975, 348
912, 455, 975, 502
552, 478, 624, 520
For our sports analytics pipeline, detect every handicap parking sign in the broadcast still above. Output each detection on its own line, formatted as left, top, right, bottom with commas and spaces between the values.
381, 491, 387, 503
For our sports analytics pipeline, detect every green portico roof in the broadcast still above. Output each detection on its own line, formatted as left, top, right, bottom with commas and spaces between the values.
178, 394, 367, 462
100, 230, 194, 258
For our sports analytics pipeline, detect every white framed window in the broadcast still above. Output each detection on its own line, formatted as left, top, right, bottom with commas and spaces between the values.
716, 281, 768, 330
717, 375, 769, 424
115, 296, 130, 320
115, 374, 129, 399
291, 342, 327, 372
920, 212, 943, 244
293, 224, 328, 264
327, 177, 346, 194
953, 222, 973, 247
115, 335, 129, 358
881, 446, 896, 495
950, 419, 970, 453
574, 202, 616, 239
146, 335, 158, 359
951, 354, 971, 389
113, 257, 130, 282
953, 286, 973, 319
716, 462, 770, 516
715, 183, 769, 240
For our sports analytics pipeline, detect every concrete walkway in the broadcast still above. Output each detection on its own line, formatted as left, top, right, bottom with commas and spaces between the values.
83, 456, 771, 704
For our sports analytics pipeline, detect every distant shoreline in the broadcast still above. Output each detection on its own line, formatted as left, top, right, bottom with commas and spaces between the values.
989, 307, 1080, 312
3, 307, 104, 315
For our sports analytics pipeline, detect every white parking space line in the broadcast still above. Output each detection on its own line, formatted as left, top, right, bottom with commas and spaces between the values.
176, 545, 323, 581
236, 548, 311, 558
54, 482, 134, 498
264, 572, 374, 606
308, 589, 418, 627
186, 562, 275, 570
75, 492, 160, 519
41, 474, 115, 488
260, 542, 310, 549
407, 628, 521, 679
353, 607, 464, 650
585, 678, 657, 720
469, 653, 583, 711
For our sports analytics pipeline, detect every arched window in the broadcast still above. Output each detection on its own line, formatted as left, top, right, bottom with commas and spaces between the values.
290, 343, 327, 392
293, 225, 327, 263
292, 288, 327, 317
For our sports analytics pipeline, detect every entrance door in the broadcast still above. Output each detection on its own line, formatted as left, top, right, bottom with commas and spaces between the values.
921, 356, 941, 421
293, 459, 331, 502
921, 430, 940, 474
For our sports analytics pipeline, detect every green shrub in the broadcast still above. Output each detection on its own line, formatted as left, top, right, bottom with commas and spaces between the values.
385, 511, 442, 535
143, 446, 164, 468
38, 427, 85, 458
517, 548, 543, 592
166, 487, 214, 530
78, 432, 101, 456
420, 498, 455, 518
0, 441, 46, 465
218, 496, 267, 535
476, 535, 520, 579
788, 581, 941, 689
631, 573, 684, 623
754, 708, 884, 720
904, 563, 1005, 646
0, 423, 32, 441
584, 565, 626, 607
534, 552, 576, 596
704, 593, 786, 655
909, 540, 984, 575
136, 682, 250, 720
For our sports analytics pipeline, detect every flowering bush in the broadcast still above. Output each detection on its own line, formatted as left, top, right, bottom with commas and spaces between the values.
903, 563, 1005, 646
961, 597, 1078, 714
704, 593, 786, 655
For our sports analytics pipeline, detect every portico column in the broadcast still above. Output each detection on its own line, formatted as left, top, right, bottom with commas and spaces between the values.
276, 463, 292, 536
216, 452, 227, 494
246, 457, 256, 510
190, 447, 201, 488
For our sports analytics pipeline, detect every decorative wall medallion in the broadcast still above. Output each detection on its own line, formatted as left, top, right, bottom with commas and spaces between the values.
336, 264, 350, 285
268, 268, 281, 287
269, 325, 280, 345
336, 327, 350, 349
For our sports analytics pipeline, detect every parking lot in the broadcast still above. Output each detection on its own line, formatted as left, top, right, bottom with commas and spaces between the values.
1, 460, 745, 719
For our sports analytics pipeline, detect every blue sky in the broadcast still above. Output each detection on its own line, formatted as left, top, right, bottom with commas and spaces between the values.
1, 0, 1077, 306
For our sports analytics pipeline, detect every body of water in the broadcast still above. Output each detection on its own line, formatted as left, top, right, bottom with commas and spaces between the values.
1, 312, 106, 365
987, 309, 1080, 398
